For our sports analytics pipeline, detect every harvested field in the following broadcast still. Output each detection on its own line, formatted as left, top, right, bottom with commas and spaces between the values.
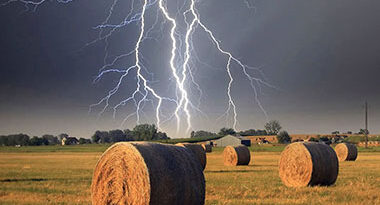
1, 145, 380, 204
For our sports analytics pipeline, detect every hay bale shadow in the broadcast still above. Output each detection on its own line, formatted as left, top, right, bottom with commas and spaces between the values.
0, 178, 47, 182
205, 169, 270, 173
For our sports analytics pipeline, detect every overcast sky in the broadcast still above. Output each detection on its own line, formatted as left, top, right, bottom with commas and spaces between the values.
0, 0, 379, 138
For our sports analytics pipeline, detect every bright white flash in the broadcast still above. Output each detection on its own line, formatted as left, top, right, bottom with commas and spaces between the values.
186, 0, 274, 130
158, 0, 192, 133
5, 0, 277, 135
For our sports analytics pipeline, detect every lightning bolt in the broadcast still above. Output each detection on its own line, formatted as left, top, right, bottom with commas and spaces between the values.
89, 0, 173, 132
158, 0, 189, 133
4, 0, 277, 135
185, 0, 276, 130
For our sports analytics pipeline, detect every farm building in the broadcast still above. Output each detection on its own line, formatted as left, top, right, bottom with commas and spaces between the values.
214, 135, 251, 147
61, 137, 79, 145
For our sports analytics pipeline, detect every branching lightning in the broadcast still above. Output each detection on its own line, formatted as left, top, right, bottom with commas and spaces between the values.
4, 0, 277, 135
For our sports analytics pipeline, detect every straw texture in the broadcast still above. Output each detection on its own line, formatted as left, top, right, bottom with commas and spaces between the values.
223, 145, 251, 166
335, 143, 358, 161
279, 142, 339, 187
91, 142, 205, 205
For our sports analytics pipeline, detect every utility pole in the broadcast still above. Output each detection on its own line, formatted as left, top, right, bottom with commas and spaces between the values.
365, 101, 368, 148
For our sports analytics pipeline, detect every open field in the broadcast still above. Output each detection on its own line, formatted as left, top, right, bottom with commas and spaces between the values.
1, 145, 380, 204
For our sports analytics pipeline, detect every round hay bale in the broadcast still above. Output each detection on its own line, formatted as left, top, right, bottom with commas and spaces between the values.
223, 145, 251, 166
201, 144, 212, 153
176, 143, 206, 170
279, 142, 338, 187
335, 143, 358, 161
91, 142, 205, 205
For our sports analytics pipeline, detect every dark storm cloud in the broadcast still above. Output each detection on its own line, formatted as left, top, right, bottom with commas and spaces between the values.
0, 0, 379, 137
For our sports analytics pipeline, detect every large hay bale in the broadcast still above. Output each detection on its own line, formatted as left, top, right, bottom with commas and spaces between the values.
335, 143, 358, 161
223, 145, 251, 166
176, 143, 206, 170
201, 144, 212, 153
279, 142, 339, 187
91, 142, 205, 205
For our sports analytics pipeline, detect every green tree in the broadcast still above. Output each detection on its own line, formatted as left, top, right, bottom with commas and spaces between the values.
42, 135, 59, 145
133, 124, 157, 141
218, 128, 236, 136
153, 132, 169, 140
265, 120, 282, 135
91, 131, 101, 143
238, 129, 268, 136
79, 138, 91, 144
30, 136, 44, 146
276, 131, 291, 144
190, 130, 218, 138
359, 129, 369, 135
91, 131, 110, 143
123, 129, 135, 141
109, 129, 126, 142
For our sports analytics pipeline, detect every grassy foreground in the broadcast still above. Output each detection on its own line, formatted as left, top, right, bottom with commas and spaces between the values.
0, 145, 380, 204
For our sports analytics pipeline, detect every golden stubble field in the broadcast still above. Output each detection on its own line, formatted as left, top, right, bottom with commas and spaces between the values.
1, 147, 380, 205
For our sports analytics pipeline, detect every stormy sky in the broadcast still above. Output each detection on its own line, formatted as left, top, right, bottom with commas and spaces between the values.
0, 0, 379, 138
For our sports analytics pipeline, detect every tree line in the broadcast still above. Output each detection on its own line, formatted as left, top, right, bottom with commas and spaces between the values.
0, 124, 169, 146
191, 120, 283, 138
91, 124, 169, 143
0, 120, 285, 146
0, 133, 91, 146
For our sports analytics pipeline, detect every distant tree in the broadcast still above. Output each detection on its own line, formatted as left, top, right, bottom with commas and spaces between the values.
265, 120, 282, 135
190, 131, 195, 138
359, 129, 369, 135
109, 129, 126, 142
218, 128, 236, 136
100, 131, 110, 143
91, 131, 101, 143
42, 135, 59, 145
239, 129, 257, 136
133, 124, 157, 141
30, 136, 44, 146
347, 131, 353, 135
91, 125, 169, 143
0, 134, 31, 146
91, 131, 110, 143
331, 131, 340, 135
123, 129, 135, 141
14, 134, 30, 146
277, 131, 291, 144
1, 134, 31, 146
190, 130, 218, 138
256, 129, 268, 136
238, 129, 268, 136
0, 135, 7, 146
153, 132, 169, 140
79, 138, 91, 144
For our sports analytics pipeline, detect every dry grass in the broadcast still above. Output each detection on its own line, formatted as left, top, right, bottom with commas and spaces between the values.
1, 146, 380, 204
